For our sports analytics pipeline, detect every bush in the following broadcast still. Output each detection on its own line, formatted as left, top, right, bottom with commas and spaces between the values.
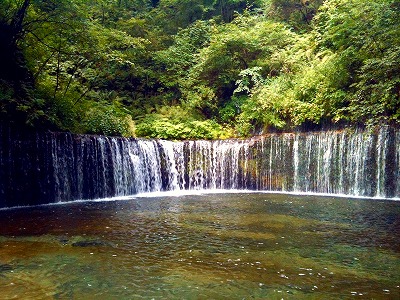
135, 106, 233, 140
84, 103, 135, 137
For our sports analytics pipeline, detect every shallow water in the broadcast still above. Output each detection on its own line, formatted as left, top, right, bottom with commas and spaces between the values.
0, 192, 399, 299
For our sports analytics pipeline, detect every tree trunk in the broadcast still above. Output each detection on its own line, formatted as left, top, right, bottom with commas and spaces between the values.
0, 0, 32, 83
10, 0, 31, 43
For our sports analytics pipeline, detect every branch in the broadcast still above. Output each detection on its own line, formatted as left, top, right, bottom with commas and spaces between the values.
23, 17, 80, 32
62, 62, 81, 99
33, 50, 57, 80
25, 30, 77, 56
53, 44, 61, 101
22, 10, 60, 28
73, 88, 90, 106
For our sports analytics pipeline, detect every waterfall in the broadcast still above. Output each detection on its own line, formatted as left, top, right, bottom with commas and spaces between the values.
0, 126, 399, 207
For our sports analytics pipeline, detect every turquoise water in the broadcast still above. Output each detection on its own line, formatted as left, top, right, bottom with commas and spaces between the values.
0, 192, 399, 299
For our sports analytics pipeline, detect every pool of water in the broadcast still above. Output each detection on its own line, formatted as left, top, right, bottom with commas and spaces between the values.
0, 192, 399, 299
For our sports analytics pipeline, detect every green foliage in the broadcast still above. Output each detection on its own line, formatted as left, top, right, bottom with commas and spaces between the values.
0, 81, 14, 113
288, 52, 349, 123
236, 75, 290, 136
1, 0, 399, 138
314, 0, 400, 125
154, 20, 212, 95
182, 14, 296, 118
234, 67, 265, 95
84, 103, 135, 137
267, 0, 324, 31
219, 95, 246, 123
135, 105, 233, 139
350, 48, 400, 124
234, 0, 399, 134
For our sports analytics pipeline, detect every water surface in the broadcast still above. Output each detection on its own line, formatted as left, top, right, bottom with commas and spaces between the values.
0, 193, 399, 299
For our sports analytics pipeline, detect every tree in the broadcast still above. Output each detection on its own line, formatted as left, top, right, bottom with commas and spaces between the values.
182, 13, 296, 121
314, 0, 400, 125
268, 0, 324, 31
1, 0, 399, 138
0, 0, 32, 97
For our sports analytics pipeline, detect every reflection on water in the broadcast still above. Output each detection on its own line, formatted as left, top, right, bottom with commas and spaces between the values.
0, 193, 399, 299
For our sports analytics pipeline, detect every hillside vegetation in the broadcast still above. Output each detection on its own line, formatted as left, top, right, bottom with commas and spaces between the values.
1, 0, 399, 139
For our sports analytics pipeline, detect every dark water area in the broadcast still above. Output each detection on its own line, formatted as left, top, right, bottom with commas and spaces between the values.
0, 192, 399, 299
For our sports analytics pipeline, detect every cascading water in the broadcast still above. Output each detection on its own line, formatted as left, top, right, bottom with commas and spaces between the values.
0, 126, 399, 207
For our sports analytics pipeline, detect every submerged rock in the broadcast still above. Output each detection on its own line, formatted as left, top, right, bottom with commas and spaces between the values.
71, 240, 109, 247
0, 264, 13, 272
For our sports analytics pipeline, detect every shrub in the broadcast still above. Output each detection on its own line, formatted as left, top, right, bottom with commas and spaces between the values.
84, 103, 135, 137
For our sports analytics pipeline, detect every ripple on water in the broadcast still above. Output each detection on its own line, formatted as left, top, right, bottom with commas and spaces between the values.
0, 193, 399, 299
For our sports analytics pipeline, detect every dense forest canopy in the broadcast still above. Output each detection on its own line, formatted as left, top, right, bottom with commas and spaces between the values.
0, 0, 399, 139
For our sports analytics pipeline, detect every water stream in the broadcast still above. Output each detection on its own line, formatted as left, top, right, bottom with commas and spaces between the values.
1, 126, 399, 207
